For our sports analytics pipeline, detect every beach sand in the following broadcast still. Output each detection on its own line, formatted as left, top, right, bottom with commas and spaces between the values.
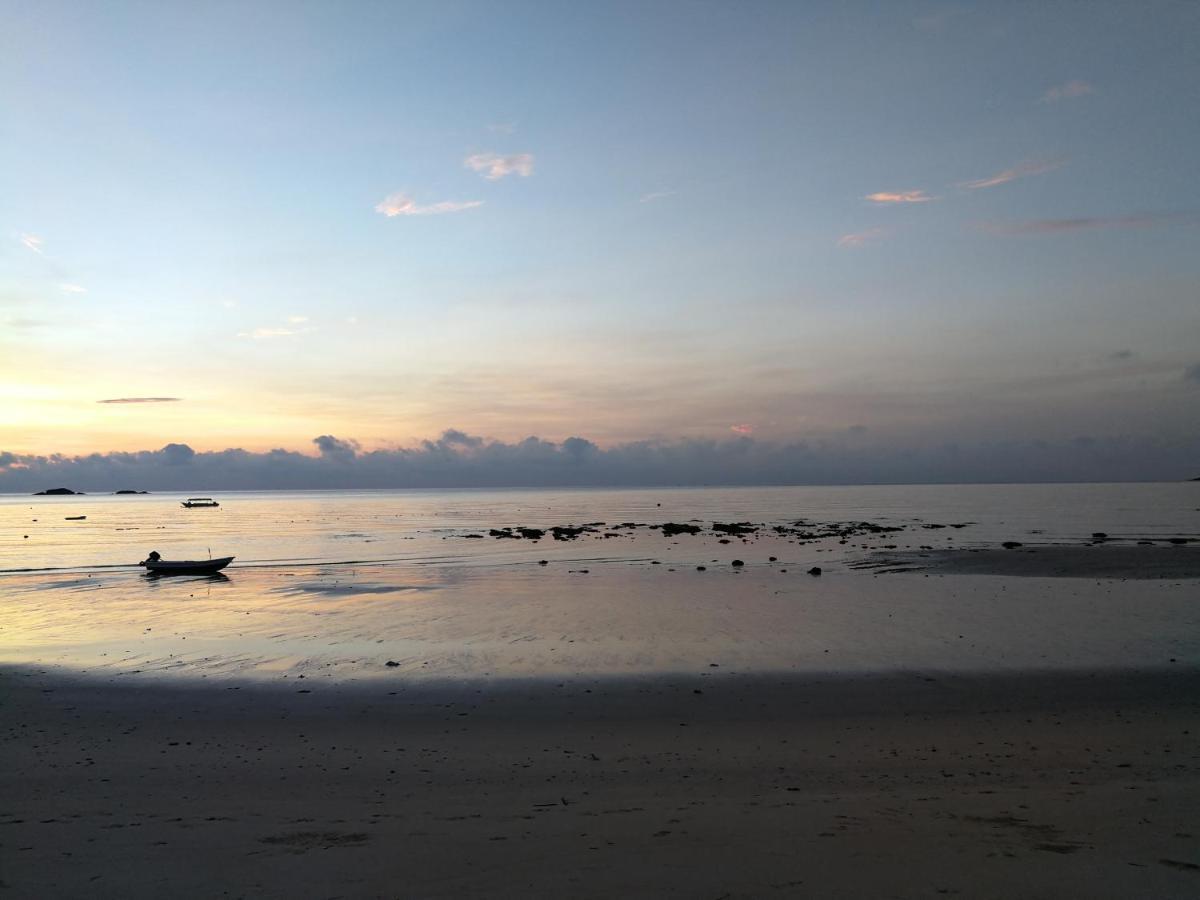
857, 545, 1200, 579
4, 666, 1199, 898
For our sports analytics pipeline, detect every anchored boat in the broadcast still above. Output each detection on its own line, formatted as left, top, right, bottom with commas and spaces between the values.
140, 551, 234, 575
181, 497, 219, 508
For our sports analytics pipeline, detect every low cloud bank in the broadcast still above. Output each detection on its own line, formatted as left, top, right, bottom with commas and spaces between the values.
1, 430, 1197, 492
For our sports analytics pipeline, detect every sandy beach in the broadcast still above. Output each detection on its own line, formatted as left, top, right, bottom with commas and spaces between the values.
3, 487, 1198, 896
3, 665, 1199, 898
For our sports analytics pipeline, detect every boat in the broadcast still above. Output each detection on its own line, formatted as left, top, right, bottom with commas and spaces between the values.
65, 515, 87, 520
140, 551, 234, 575
181, 497, 220, 508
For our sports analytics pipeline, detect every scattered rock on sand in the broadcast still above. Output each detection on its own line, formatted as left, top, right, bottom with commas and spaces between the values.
808, 567, 822, 576
660, 523, 701, 537
712, 522, 758, 535
731, 559, 745, 567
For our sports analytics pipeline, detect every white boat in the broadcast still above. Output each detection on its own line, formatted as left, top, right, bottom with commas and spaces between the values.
181, 497, 219, 508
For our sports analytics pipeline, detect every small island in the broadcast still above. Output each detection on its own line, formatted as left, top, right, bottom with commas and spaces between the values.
33, 487, 84, 496
114, 490, 150, 495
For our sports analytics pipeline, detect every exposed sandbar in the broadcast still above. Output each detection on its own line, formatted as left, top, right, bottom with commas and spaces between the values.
859, 544, 1200, 579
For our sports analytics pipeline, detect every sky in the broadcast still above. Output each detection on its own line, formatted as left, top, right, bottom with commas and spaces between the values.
2, 1, 1198, 486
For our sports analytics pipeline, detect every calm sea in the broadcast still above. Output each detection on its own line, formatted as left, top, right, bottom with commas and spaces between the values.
2, 483, 1195, 574
1, 484, 1196, 682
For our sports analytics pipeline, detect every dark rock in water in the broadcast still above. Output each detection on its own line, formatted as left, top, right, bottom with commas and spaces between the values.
768, 556, 777, 562
489, 528, 518, 539
731, 559, 745, 567
712, 522, 758, 536
1092, 532, 1108, 539
717, 538, 731, 544
538, 560, 548, 565
807, 567, 822, 576
34, 487, 82, 495
385, 660, 400, 667
696, 565, 706, 571
1001, 541, 1023, 549
463, 533, 484, 539
1137, 540, 1154, 546
660, 522, 701, 537
114, 490, 150, 495
551, 525, 594, 541
517, 528, 545, 540
1167, 537, 1190, 545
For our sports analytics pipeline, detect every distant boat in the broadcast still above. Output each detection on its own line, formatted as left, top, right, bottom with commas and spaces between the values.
140, 552, 234, 575
65, 515, 87, 521
181, 498, 220, 508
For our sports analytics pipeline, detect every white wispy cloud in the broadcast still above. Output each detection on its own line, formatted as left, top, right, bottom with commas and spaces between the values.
639, 190, 677, 204
19, 234, 44, 254
464, 152, 534, 181
59, 283, 88, 294
959, 159, 1063, 190
375, 192, 484, 217
837, 227, 888, 248
287, 315, 309, 324
97, 397, 182, 404
237, 325, 314, 340
1040, 79, 1093, 103
865, 190, 933, 204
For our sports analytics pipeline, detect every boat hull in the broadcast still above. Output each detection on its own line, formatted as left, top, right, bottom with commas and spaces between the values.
143, 556, 234, 575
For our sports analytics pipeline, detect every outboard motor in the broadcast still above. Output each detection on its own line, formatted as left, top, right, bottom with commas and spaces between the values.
140, 550, 162, 566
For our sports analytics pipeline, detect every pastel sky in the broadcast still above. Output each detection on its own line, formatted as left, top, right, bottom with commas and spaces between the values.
2, 1, 1198, 475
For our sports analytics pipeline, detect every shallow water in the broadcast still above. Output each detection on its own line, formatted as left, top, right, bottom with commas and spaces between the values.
1, 484, 1197, 682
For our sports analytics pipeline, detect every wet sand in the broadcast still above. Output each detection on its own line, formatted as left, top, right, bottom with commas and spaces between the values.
4, 666, 1199, 898
858, 545, 1200, 579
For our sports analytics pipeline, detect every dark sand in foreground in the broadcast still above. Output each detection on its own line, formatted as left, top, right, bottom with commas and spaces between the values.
4, 667, 1199, 898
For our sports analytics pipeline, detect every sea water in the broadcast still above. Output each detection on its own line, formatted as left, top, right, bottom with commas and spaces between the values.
1, 484, 1196, 681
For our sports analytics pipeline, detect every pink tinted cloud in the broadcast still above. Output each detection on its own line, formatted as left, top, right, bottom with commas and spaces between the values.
19, 234, 43, 254
865, 190, 933, 204
959, 160, 1062, 190
1040, 80, 1093, 103
837, 227, 888, 248
464, 152, 534, 181
375, 193, 484, 217
730, 424, 754, 435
